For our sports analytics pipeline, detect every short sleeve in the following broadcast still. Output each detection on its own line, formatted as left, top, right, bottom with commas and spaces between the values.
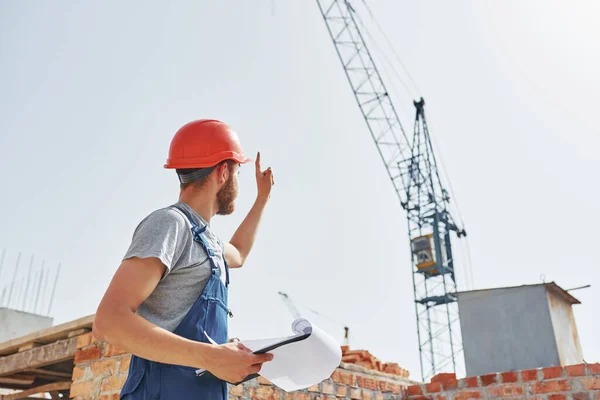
123, 208, 189, 275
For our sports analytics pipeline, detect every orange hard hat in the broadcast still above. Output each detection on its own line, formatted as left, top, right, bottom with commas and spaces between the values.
164, 119, 251, 169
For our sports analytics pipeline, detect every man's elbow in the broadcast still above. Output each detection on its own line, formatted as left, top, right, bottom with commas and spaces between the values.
92, 311, 109, 342
93, 305, 118, 343
232, 255, 247, 269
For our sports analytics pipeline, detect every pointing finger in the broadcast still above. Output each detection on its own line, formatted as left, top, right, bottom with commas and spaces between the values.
255, 152, 261, 174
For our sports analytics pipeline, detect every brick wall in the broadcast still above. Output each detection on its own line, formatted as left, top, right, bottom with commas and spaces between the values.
69, 336, 599, 400
70, 334, 131, 400
69, 336, 415, 399
404, 365, 600, 400
228, 363, 414, 400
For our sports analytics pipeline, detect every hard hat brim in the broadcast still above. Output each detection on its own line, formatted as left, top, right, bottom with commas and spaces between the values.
164, 151, 252, 169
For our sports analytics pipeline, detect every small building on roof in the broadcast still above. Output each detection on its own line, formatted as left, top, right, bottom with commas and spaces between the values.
455, 281, 584, 377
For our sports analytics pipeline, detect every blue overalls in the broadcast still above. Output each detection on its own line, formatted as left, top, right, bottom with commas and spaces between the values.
120, 205, 231, 400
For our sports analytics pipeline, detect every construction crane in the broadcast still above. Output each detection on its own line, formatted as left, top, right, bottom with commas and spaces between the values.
315, 0, 467, 381
278, 291, 350, 346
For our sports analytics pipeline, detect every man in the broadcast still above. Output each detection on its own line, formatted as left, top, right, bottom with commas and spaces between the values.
93, 119, 274, 399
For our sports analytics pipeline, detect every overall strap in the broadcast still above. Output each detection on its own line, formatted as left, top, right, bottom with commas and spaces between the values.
172, 204, 230, 287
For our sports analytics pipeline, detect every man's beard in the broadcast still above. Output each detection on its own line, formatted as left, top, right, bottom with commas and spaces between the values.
216, 175, 237, 215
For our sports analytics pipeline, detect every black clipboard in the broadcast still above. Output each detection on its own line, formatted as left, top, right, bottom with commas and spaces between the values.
196, 332, 311, 386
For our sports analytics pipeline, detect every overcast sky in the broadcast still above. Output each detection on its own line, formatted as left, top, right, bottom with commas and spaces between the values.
1, 0, 598, 380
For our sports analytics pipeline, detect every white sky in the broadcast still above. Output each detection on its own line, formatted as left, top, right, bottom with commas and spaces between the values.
1, 0, 598, 380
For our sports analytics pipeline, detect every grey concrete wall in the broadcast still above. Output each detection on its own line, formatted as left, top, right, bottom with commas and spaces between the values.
0, 308, 53, 343
457, 285, 559, 376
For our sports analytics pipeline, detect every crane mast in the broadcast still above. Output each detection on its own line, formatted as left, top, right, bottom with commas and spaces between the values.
316, 0, 467, 381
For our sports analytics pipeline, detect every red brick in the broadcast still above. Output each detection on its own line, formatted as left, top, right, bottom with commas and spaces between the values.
361, 389, 373, 400
285, 394, 310, 400
543, 366, 564, 379
249, 386, 279, 400
425, 381, 441, 393
76, 333, 94, 349
70, 380, 97, 398
357, 377, 378, 391
548, 395, 567, 400
331, 370, 356, 386
72, 366, 86, 381
453, 390, 482, 400
322, 381, 335, 395
74, 346, 102, 364
583, 377, 600, 390
90, 358, 118, 377
350, 388, 362, 400
589, 364, 600, 375
442, 380, 458, 391
571, 392, 592, 400
98, 395, 120, 400
336, 385, 348, 397
103, 343, 128, 357
431, 373, 456, 384
487, 383, 524, 397
308, 384, 320, 392
257, 376, 272, 385
531, 379, 571, 394
501, 371, 518, 383
407, 385, 423, 396
566, 364, 586, 376
480, 373, 497, 386
100, 374, 127, 393
119, 355, 131, 372
229, 384, 244, 397
435, 396, 447, 400
378, 381, 401, 394
460, 377, 479, 388
520, 369, 539, 381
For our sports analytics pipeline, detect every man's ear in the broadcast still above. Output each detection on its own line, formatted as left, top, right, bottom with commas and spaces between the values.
216, 161, 229, 184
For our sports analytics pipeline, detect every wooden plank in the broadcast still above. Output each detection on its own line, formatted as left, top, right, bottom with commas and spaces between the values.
1, 381, 70, 400
24, 368, 72, 379
67, 328, 90, 338
0, 337, 78, 377
0, 315, 94, 356
0, 374, 36, 385
17, 343, 41, 353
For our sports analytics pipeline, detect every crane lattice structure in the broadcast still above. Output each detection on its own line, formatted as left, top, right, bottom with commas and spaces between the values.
315, 0, 467, 381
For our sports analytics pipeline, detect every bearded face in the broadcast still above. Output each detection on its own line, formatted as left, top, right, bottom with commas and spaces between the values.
216, 171, 239, 215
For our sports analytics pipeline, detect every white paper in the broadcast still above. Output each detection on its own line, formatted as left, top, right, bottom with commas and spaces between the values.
195, 318, 341, 392
241, 318, 342, 392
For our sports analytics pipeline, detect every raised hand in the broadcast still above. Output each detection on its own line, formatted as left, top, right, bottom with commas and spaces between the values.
255, 152, 274, 202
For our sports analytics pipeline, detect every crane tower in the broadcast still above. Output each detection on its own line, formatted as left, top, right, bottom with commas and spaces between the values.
315, 0, 467, 381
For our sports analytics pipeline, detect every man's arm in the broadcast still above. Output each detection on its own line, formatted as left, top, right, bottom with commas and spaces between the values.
226, 152, 274, 268
93, 257, 210, 367
93, 257, 272, 382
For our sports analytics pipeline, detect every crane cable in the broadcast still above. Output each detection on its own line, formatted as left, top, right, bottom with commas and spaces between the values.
351, 9, 415, 125
360, 0, 422, 98
356, 0, 476, 290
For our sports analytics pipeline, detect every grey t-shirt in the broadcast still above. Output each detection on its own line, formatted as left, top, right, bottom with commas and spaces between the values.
123, 201, 227, 332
